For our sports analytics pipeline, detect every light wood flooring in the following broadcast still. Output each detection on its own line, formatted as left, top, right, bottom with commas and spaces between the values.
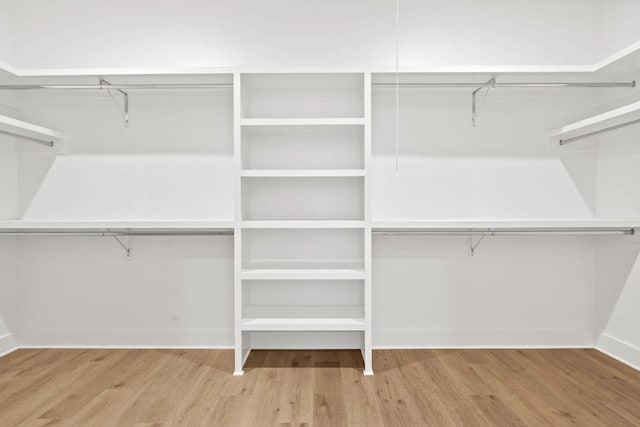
1, 348, 640, 426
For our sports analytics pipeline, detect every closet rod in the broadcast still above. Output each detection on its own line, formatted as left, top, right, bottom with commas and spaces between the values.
559, 117, 640, 145
0, 81, 634, 90
0, 83, 233, 90
373, 81, 635, 88
373, 228, 634, 236
0, 130, 54, 147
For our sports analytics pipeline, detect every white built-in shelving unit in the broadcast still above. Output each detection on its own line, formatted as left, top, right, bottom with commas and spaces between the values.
233, 72, 373, 375
0, 42, 639, 375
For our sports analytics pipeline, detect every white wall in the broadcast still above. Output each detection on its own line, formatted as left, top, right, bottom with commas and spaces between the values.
15, 87, 234, 216
17, 89, 233, 154
0, 138, 18, 219
598, 245, 640, 369
15, 233, 599, 349
595, 98, 640, 218
0, 0, 15, 66
7, 0, 603, 69
595, 238, 640, 334
23, 155, 234, 221
598, 0, 640, 58
372, 87, 598, 219
16, 235, 234, 347
374, 235, 597, 347
0, 87, 19, 355
0, 237, 19, 355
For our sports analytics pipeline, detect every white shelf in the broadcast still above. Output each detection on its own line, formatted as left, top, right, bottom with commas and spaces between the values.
0, 220, 234, 234
551, 100, 640, 142
240, 169, 365, 177
240, 317, 365, 331
241, 220, 365, 229
1, 42, 639, 77
0, 114, 66, 145
373, 219, 640, 232
240, 268, 366, 280
240, 118, 365, 126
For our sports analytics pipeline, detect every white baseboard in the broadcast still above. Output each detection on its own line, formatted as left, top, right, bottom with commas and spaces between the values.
596, 333, 640, 372
16, 328, 595, 350
0, 333, 18, 357
18, 328, 233, 348
373, 328, 595, 349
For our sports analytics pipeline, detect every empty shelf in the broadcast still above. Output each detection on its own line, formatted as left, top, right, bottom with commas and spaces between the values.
0, 220, 234, 235
241, 220, 365, 229
240, 268, 366, 280
372, 219, 638, 235
240, 169, 365, 177
240, 317, 365, 331
240, 118, 365, 126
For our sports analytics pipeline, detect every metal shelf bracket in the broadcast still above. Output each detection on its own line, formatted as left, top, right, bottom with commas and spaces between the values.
472, 76, 496, 127
112, 234, 131, 257
100, 79, 129, 127
470, 234, 489, 256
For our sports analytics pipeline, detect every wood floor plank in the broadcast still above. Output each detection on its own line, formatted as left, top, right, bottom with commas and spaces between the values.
274, 351, 315, 426
313, 354, 347, 427
1, 349, 640, 426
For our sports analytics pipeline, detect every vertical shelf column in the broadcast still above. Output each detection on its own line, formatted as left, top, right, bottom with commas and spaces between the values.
233, 73, 246, 376
233, 72, 372, 376
363, 72, 373, 375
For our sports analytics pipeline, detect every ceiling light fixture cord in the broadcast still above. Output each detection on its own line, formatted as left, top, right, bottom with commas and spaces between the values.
395, 0, 400, 179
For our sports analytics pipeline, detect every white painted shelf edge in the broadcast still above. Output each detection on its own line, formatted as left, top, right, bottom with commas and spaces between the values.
240, 268, 366, 280
0, 220, 234, 232
241, 220, 365, 229
0, 114, 66, 143
240, 118, 365, 126
373, 219, 640, 230
0, 219, 636, 232
240, 169, 365, 177
240, 318, 365, 331
2, 40, 639, 77
551, 100, 640, 138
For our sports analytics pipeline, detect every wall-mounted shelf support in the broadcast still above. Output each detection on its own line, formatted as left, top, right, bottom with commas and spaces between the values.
100, 79, 129, 127
112, 234, 131, 257
472, 76, 496, 127
470, 234, 487, 256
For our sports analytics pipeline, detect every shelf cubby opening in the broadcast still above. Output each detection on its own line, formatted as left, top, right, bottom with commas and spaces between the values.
241, 228, 365, 271
243, 280, 364, 320
241, 73, 364, 119
241, 125, 364, 170
241, 177, 364, 221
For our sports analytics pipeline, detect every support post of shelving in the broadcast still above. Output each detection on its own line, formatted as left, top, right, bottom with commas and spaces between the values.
363, 72, 374, 376
233, 72, 245, 376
